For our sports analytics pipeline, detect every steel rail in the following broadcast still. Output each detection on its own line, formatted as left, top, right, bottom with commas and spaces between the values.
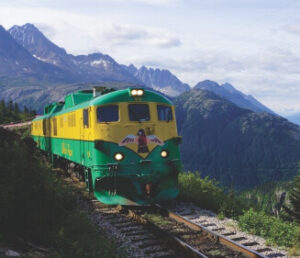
125, 207, 209, 258
155, 204, 267, 258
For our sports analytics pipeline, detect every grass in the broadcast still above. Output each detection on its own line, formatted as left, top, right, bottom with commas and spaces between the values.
143, 213, 171, 226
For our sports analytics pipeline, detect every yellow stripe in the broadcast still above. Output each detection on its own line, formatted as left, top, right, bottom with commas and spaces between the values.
31, 102, 178, 157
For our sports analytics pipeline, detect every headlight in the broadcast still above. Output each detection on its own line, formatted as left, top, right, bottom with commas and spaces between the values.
114, 152, 124, 161
137, 89, 144, 96
131, 89, 138, 96
131, 89, 144, 96
161, 150, 168, 158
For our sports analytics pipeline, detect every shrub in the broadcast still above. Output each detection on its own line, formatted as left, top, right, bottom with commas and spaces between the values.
178, 172, 246, 217
238, 208, 298, 247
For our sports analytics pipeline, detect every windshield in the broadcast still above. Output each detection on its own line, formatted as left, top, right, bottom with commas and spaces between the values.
97, 105, 119, 122
128, 104, 150, 122
157, 105, 173, 121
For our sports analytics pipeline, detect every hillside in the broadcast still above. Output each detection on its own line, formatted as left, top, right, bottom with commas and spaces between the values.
0, 127, 121, 257
175, 89, 300, 189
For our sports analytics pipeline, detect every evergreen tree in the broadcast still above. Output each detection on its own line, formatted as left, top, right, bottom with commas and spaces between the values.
8, 100, 13, 111
24, 105, 29, 113
285, 173, 300, 224
0, 99, 5, 110
14, 102, 19, 113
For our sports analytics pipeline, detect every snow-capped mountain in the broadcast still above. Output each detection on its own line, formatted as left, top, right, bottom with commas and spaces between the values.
1, 23, 278, 118
9, 23, 141, 84
0, 25, 72, 84
123, 64, 190, 96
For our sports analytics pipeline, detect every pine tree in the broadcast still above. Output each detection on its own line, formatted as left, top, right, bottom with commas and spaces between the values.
8, 100, 13, 111
0, 99, 5, 110
285, 173, 300, 224
23, 105, 29, 113
14, 103, 19, 113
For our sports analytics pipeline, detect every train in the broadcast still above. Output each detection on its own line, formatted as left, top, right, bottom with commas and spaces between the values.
31, 87, 182, 205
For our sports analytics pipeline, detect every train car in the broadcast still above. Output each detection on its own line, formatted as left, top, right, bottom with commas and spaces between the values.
31, 87, 181, 205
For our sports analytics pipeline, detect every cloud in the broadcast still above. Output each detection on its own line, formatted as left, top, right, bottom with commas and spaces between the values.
128, 46, 300, 115
0, 1, 300, 115
149, 37, 181, 48
95, 23, 181, 48
283, 23, 300, 35
98, 0, 179, 6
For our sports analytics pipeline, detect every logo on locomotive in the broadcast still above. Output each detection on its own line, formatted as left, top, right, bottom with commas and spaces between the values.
119, 128, 164, 153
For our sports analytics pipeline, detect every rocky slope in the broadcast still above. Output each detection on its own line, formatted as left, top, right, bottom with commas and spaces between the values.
123, 64, 190, 96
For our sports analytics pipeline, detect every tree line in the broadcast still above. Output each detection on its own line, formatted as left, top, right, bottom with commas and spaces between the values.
0, 99, 36, 124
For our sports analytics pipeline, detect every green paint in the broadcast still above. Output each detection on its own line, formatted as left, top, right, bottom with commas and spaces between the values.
33, 88, 173, 122
32, 135, 180, 205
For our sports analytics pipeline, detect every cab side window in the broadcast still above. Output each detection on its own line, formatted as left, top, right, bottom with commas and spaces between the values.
157, 105, 173, 121
97, 105, 119, 122
83, 109, 89, 128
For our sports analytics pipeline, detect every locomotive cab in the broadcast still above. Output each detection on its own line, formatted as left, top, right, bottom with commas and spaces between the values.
89, 88, 181, 205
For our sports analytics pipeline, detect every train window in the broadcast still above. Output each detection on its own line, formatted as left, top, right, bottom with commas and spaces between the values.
83, 109, 89, 128
157, 105, 173, 121
43, 119, 46, 135
53, 117, 57, 136
128, 104, 150, 122
68, 113, 76, 127
97, 105, 119, 122
59, 117, 63, 128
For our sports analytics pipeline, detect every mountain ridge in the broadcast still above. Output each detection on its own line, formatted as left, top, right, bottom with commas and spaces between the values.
123, 64, 190, 96
8, 23, 142, 85
194, 80, 275, 114
4, 23, 278, 118
0, 25, 73, 84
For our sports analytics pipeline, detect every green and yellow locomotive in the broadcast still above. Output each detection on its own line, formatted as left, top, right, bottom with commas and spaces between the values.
31, 88, 181, 205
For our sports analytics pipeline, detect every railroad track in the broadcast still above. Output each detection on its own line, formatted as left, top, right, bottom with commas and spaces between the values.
61, 173, 286, 258
123, 205, 268, 258
164, 202, 286, 258
86, 199, 179, 258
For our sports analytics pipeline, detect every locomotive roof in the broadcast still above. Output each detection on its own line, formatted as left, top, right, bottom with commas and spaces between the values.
90, 88, 172, 106
33, 88, 173, 121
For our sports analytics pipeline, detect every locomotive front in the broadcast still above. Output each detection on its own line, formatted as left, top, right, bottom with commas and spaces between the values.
90, 88, 181, 205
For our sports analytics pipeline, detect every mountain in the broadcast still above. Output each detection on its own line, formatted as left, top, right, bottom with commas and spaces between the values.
8, 23, 141, 84
0, 25, 73, 85
175, 89, 300, 189
0, 82, 142, 114
123, 64, 190, 96
194, 80, 275, 114
286, 113, 300, 126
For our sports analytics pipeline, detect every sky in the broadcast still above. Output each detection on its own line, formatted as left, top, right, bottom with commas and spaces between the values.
0, 0, 300, 116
